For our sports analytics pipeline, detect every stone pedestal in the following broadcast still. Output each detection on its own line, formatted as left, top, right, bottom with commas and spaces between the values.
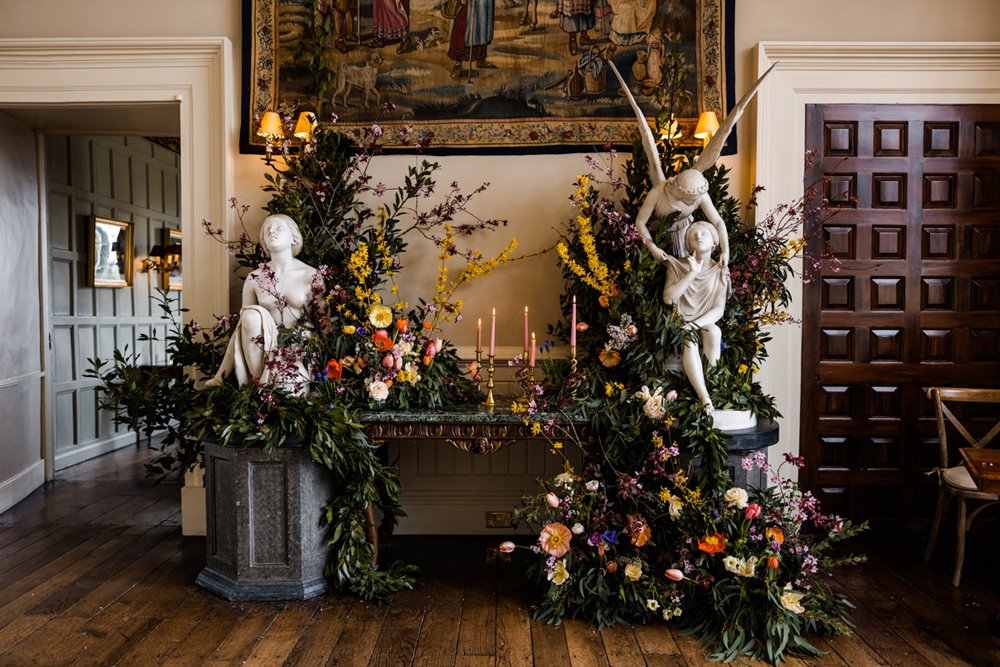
723, 419, 780, 490
196, 440, 334, 600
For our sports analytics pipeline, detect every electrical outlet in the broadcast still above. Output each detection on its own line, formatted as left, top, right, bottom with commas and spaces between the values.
485, 511, 513, 528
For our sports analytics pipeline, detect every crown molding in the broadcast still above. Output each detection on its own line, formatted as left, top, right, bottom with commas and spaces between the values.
758, 41, 1000, 70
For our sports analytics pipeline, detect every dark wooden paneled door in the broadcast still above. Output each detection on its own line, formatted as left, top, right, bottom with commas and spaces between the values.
801, 104, 1000, 523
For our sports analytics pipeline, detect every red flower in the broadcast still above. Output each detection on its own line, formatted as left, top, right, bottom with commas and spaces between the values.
324, 358, 343, 380
372, 330, 394, 352
767, 556, 779, 570
697, 533, 726, 554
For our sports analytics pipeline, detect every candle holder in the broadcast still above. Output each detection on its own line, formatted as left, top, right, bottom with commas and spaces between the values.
526, 366, 535, 397
483, 354, 496, 407
570, 345, 577, 374
475, 349, 483, 392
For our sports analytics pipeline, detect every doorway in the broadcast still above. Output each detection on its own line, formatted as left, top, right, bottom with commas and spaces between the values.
800, 103, 1000, 523
751, 41, 1000, 486
0, 37, 233, 513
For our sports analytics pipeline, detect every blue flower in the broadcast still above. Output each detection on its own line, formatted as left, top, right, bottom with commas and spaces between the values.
357, 327, 368, 337
602, 530, 618, 545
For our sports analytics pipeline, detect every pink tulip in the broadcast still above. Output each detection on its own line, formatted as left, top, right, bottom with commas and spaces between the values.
425, 342, 438, 357
394, 355, 403, 370
665, 568, 684, 582
381, 354, 395, 369
665, 389, 678, 401
745, 503, 761, 520
499, 541, 515, 553
545, 493, 560, 508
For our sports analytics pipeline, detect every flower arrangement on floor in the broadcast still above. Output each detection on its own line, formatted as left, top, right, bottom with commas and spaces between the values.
91, 117, 519, 602
505, 46, 866, 663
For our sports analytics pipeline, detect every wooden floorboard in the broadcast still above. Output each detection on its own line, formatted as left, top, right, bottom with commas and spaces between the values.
1, 447, 999, 666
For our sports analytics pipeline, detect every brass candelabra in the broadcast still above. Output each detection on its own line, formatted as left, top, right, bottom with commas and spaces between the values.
475, 349, 483, 392
483, 354, 496, 407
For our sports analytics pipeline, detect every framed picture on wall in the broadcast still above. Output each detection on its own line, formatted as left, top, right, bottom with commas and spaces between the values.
88, 215, 133, 288
161, 228, 182, 291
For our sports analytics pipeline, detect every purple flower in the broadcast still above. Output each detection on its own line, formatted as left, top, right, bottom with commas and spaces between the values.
588, 532, 601, 546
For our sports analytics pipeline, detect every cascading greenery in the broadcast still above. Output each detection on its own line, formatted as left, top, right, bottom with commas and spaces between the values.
515, 37, 865, 664
88, 120, 511, 602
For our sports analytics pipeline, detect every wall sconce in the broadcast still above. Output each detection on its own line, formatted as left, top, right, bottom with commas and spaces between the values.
142, 243, 182, 273
257, 111, 284, 165
293, 111, 317, 151
258, 111, 317, 162
694, 111, 720, 146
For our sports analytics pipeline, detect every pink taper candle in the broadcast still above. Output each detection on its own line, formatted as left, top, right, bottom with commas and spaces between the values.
489, 308, 496, 356
476, 318, 482, 353
570, 295, 577, 347
523, 306, 529, 354
529, 332, 536, 367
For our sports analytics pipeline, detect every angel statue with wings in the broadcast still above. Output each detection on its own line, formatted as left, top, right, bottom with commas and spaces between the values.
608, 61, 776, 416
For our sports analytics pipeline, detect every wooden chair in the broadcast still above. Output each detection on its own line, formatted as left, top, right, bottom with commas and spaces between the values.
924, 387, 1000, 587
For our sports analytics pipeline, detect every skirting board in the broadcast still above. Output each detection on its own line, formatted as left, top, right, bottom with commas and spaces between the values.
54, 432, 138, 471
0, 460, 44, 515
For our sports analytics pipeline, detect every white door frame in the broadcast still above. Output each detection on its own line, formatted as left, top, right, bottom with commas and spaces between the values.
0, 37, 235, 481
753, 41, 1000, 466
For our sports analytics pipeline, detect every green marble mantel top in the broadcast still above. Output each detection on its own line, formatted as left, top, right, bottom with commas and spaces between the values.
359, 399, 588, 424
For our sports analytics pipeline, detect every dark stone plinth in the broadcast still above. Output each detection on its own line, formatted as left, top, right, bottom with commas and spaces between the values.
197, 441, 333, 601
724, 419, 780, 490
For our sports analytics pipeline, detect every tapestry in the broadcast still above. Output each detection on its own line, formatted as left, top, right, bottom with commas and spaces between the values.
241, 0, 734, 153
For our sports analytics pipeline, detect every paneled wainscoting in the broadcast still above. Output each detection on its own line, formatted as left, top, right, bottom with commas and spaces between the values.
1, 447, 999, 665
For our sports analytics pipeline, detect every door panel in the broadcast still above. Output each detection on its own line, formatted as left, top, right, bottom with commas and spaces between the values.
802, 104, 1000, 523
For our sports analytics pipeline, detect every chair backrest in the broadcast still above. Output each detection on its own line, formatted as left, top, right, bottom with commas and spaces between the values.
927, 387, 1000, 468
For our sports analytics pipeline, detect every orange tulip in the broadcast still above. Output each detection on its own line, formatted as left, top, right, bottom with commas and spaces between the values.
395, 318, 409, 332
767, 556, 779, 570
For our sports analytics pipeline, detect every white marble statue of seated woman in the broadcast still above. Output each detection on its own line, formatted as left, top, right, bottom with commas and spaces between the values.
205, 214, 318, 393
659, 220, 729, 412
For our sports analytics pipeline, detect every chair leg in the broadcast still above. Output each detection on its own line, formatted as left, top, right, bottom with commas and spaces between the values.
925, 488, 950, 562
953, 498, 968, 587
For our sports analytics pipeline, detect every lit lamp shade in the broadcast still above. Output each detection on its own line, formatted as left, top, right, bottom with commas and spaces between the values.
293, 112, 317, 141
257, 111, 283, 139
694, 111, 720, 141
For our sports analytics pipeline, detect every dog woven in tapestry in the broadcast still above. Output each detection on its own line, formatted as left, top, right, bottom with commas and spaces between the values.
241, 0, 735, 153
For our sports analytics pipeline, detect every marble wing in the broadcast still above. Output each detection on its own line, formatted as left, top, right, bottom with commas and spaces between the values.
693, 62, 778, 173
608, 60, 666, 186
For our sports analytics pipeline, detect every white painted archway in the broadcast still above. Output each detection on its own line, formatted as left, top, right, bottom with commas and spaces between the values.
0, 38, 234, 499
753, 41, 1000, 465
